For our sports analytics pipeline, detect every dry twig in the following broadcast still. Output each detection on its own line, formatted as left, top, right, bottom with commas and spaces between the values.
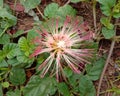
97, 19, 119, 96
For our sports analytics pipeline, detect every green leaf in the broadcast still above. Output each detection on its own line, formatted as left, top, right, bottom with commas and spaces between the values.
100, 17, 114, 29
44, 3, 76, 19
97, 0, 116, 5
71, 0, 82, 3
0, 0, 3, 8
0, 34, 10, 44
37, 55, 45, 65
7, 58, 21, 67
113, 12, 120, 18
1, 19, 9, 28
57, 5, 77, 19
7, 48, 20, 59
68, 74, 82, 88
18, 37, 30, 56
113, 0, 120, 18
3, 43, 18, 51
9, 68, 26, 85
0, 50, 6, 62
12, 30, 24, 38
6, 89, 21, 96
102, 27, 115, 39
23, 75, 57, 96
63, 67, 73, 78
17, 51, 34, 66
79, 76, 96, 96
0, 60, 8, 67
3, 43, 19, 59
86, 57, 105, 81
98, 0, 116, 16
44, 3, 59, 18
57, 82, 70, 96
0, 8, 17, 27
113, 87, 120, 94
17, 55, 29, 63
27, 29, 39, 41
0, 43, 18, 64
0, 84, 3, 96
20, 0, 41, 11
1, 82, 9, 88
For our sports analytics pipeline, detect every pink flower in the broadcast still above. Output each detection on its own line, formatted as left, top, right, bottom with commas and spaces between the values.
30, 17, 94, 81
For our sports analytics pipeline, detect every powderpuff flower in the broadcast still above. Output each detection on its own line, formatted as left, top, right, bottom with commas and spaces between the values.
30, 17, 94, 81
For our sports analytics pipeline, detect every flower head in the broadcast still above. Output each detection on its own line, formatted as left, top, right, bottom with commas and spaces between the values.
31, 17, 94, 81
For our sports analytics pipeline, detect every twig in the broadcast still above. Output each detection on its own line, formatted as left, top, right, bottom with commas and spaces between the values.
97, 19, 119, 96
26, 67, 36, 71
64, 0, 71, 6
97, 41, 115, 96
114, 23, 120, 26
36, 6, 47, 20
92, 0, 97, 33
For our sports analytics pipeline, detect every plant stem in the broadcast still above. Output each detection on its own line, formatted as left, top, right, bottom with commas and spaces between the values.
97, 19, 119, 96
97, 37, 115, 96
14, 0, 17, 9
108, 14, 112, 23
64, 0, 71, 6
12, 0, 18, 15
0, 25, 9, 37
92, 0, 97, 33
36, 6, 47, 20
113, 36, 120, 42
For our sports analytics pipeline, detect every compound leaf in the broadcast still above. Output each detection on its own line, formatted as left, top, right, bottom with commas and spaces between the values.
9, 68, 26, 86
79, 76, 96, 96
20, 0, 41, 11
23, 75, 57, 96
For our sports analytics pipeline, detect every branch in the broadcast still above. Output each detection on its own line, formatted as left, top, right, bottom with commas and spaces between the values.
97, 19, 119, 96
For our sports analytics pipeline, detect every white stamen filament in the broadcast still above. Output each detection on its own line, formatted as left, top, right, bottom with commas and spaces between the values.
57, 40, 66, 48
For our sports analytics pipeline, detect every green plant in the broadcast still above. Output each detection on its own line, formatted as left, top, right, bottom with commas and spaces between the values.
98, 0, 120, 39
1, 0, 119, 96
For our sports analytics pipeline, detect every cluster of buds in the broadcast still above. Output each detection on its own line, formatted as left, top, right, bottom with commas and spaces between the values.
30, 16, 94, 81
